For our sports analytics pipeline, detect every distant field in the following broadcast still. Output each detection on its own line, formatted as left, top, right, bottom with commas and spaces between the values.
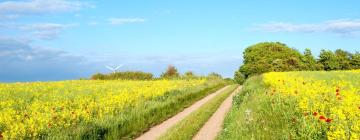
219, 70, 360, 139
0, 79, 224, 139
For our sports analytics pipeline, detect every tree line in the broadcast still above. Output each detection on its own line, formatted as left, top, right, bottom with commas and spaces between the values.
91, 65, 223, 80
234, 42, 360, 84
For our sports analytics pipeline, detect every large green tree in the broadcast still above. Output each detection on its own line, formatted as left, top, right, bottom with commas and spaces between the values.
238, 42, 305, 78
318, 50, 341, 71
335, 49, 352, 70
351, 52, 360, 69
302, 48, 322, 70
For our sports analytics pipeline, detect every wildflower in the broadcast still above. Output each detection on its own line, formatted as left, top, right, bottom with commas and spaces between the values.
326, 118, 332, 123
313, 112, 318, 116
319, 115, 326, 120
245, 109, 252, 116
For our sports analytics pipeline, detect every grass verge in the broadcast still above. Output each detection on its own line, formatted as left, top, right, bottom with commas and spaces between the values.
217, 76, 306, 140
159, 85, 238, 140
50, 81, 227, 140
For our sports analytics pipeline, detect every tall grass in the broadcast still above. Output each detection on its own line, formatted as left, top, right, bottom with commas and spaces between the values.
218, 71, 360, 139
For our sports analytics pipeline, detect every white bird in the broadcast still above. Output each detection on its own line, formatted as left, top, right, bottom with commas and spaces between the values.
105, 64, 124, 73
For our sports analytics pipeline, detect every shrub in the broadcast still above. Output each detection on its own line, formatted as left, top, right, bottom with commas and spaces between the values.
91, 71, 153, 80
207, 72, 223, 80
160, 65, 180, 79
233, 71, 245, 84
238, 42, 305, 78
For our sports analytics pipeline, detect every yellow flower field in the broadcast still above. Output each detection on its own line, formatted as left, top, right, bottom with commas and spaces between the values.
263, 70, 360, 139
0, 79, 207, 139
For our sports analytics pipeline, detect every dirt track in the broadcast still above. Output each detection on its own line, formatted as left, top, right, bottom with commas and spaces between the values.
135, 86, 231, 140
192, 86, 241, 140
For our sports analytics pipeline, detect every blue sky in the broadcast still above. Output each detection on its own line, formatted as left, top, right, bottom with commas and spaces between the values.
1, 0, 360, 82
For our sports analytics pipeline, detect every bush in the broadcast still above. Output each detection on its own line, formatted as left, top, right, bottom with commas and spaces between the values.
234, 71, 245, 85
238, 42, 305, 78
160, 65, 180, 79
91, 71, 153, 80
207, 72, 223, 80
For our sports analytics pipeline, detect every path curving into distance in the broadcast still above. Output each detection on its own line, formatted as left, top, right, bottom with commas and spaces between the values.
135, 86, 231, 140
193, 86, 242, 140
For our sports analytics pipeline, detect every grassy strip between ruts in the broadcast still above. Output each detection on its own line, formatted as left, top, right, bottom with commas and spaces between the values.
50, 81, 227, 140
158, 84, 238, 140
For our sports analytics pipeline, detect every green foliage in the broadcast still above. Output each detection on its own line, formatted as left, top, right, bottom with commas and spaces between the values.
182, 71, 197, 79
235, 42, 360, 81
207, 72, 223, 80
351, 52, 360, 69
161, 65, 180, 79
233, 71, 245, 85
318, 50, 341, 70
91, 71, 153, 80
335, 49, 352, 70
302, 48, 323, 70
239, 42, 305, 78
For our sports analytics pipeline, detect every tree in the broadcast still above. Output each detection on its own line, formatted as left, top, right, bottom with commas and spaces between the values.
160, 65, 180, 79
238, 42, 305, 78
234, 71, 245, 84
183, 71, 196, 79
302, 48, 321, 70
335, 49, 352, 70
351, 52, 360, 69
318, 50, 341, 71
207, 72, 223, 79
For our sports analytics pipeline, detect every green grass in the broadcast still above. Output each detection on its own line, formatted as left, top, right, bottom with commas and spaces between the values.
159, 85, 238, 140
217, 76, 301, 140
217, 71, 360, 140
50, 81, 227, 140
218, 76, 293, 140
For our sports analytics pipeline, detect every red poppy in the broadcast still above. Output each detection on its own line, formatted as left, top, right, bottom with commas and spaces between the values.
336, 88, 340, 93
319, 116, 326, 120
326, 118, 332, 123
313, 112, 318, 116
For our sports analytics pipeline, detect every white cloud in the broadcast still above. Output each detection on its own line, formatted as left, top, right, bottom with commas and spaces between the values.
0, 37, 92, 82
0, 14, 20, 20
0, 0, 88, 14
255, 19, 360, 36
108, 18, 146, 25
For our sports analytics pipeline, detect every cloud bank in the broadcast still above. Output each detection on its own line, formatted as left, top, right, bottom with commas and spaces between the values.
255, 19, 360, 36
0, 37, 94, 82
0, 0, 85, 14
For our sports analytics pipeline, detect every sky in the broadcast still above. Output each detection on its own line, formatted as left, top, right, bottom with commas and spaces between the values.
1, 0, 360, 82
